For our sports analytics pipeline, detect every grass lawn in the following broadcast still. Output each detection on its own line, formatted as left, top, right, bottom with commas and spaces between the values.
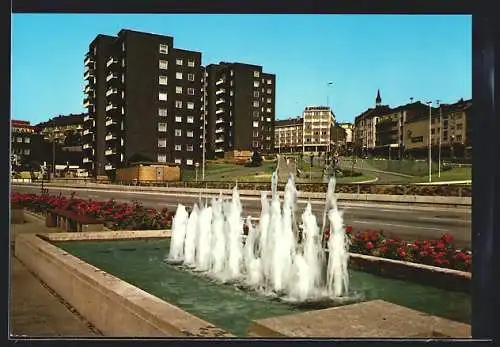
183, 162, 276, 181
411, 167, 471, 183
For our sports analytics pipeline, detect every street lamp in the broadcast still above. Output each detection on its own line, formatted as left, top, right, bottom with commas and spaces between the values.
326, 81, 334, 162
426, 101, 433, 183
436, 100, 442, 178
202, 68, 207, 181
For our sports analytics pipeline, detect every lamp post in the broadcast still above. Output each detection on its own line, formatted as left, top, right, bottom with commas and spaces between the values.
202, 68, 206, 181
426, 101, 433, 183
326, 82, 334, 159
436, 100, 442, 178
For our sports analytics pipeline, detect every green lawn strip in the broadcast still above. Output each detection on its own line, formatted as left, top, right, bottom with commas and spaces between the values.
411, 167, 471, 183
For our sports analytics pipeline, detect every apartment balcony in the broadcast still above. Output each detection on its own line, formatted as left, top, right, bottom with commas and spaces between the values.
215, 118, 224, 125
216, 88, 226, 95
84, 70, 94, 80
106, 73, 118, 82
215, 148, 224, 153
83, 129, 93, 136
105, 148, 117, 156
83, 157, 93, 164
105, 118, 117, 127
215, 128, 224, 134
106, 88, 118, 97
215, 99, 225, 105
83, 114, 94, 122
83, 99, 92, 108
106, 104, 118, 112
106, 57, 118, 67
216, 79, 224, 85
215, 108, 224, 115
105, 133, 117, 141
105, 164, 115, 171
82, 143, 92, 150
215, 137, 224, 143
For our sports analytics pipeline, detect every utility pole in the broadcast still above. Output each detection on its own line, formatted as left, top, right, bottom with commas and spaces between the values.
427, 101, 433, 183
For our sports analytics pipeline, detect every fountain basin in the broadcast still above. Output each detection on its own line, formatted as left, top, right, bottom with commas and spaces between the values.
15, 231, 471, 337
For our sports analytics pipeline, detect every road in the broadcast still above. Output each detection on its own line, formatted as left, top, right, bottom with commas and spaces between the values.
12, 185, 471, 248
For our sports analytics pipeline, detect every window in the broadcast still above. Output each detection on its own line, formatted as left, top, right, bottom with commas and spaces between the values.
187, 130, 194, 138
254, 81, 260, 88
158, 123, 167, 132
253, 91, 260, 97
266, 136, 271, 140
175, 158, 181, 164
158, 139, 167, 147
24, 137, 30, 144
230, 90, 234, 96
253, 110, 260, 117
159, 60, 168, 70
187, 144, 193, 151
253, 70, 260, 78
175, 144, 182, 151
186, 159, 193, 165
24, 149, 30, 155
159, 92, 168, 101
159, 75, 168, 85
266, 108, 272, 113
122, 58, 125, 67
159, 44, 168, 54
431, 129, 435, 135
187, 116, 194, 123
158, 154, 167, 163
176, 72, 183, 80
267, 98, 272, 103
188, 73, 195, 81
187, 102, 195, 110
16, 137, 22, 143
253, 131, 259, 137
187, 88, 195, 95
267, 79, 272, 85
176, 58, 183, 66
253, 101, 260, 107
122, 90, 125, 99
266, 117, 271, 122
253, 121, 259, 128
457, 135, 463, 141
121, 74, 125, 83
122, 42, 125, 52
175, 116, 182, 122
176, 86, 183, 94
267, 88, 272, 94
175, 129, 182, 136
159, 108, 168, 117
187, 59, 195, 67
457, 123, 463, 130
175, 100, 183, 109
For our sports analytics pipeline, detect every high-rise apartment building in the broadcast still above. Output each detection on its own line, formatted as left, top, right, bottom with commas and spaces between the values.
204, 62, 275, 158
302, 106, 336, 153
82, 29, 203, 178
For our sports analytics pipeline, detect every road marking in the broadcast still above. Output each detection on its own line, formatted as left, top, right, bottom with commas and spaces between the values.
351, 220, 450, 232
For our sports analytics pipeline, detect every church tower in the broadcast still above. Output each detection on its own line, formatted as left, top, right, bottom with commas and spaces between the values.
375, 89, 382, 107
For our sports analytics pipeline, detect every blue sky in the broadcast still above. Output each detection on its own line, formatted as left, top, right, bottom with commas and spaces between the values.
11, 14, 471, 124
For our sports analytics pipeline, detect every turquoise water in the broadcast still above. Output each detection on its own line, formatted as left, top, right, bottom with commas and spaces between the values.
56, 239, 470, 336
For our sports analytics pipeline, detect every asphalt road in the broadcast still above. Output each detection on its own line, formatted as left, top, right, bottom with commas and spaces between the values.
12, 185, 471, 248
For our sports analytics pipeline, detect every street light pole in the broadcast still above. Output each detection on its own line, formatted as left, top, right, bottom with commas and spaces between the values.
427, 101, 432, 183
436, 100, 442, 178
202, 68, 206, 181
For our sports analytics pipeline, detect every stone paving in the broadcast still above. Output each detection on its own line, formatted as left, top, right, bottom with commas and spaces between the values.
9, 211, 101, 337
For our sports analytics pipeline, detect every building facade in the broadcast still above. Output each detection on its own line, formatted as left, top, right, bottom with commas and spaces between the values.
204, 62, 275, 158
274, 117, 303, 152
36, 113, 85, 145
302, 106, 336, 153
11, 120, 36, 168
82, 29, 203, 178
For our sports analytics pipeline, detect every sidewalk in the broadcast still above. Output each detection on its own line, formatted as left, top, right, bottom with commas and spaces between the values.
10, 213, 101, 337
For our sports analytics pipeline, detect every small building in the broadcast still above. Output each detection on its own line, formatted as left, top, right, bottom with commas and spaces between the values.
115, 162, 181, 183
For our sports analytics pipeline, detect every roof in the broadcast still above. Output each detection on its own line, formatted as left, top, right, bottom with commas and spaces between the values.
275, 117, 303, 127
36, 113, 85, 128
354, 105, 392, 123
11, 120, 32, 127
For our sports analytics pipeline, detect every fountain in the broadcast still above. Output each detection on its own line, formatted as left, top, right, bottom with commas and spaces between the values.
168, 170, 350, 302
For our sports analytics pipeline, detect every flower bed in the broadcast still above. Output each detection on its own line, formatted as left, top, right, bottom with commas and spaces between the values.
12, 192, 471, 272
11, 192, 174, 231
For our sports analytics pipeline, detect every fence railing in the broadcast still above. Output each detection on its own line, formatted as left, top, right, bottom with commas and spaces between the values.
14, 178, 472, 197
